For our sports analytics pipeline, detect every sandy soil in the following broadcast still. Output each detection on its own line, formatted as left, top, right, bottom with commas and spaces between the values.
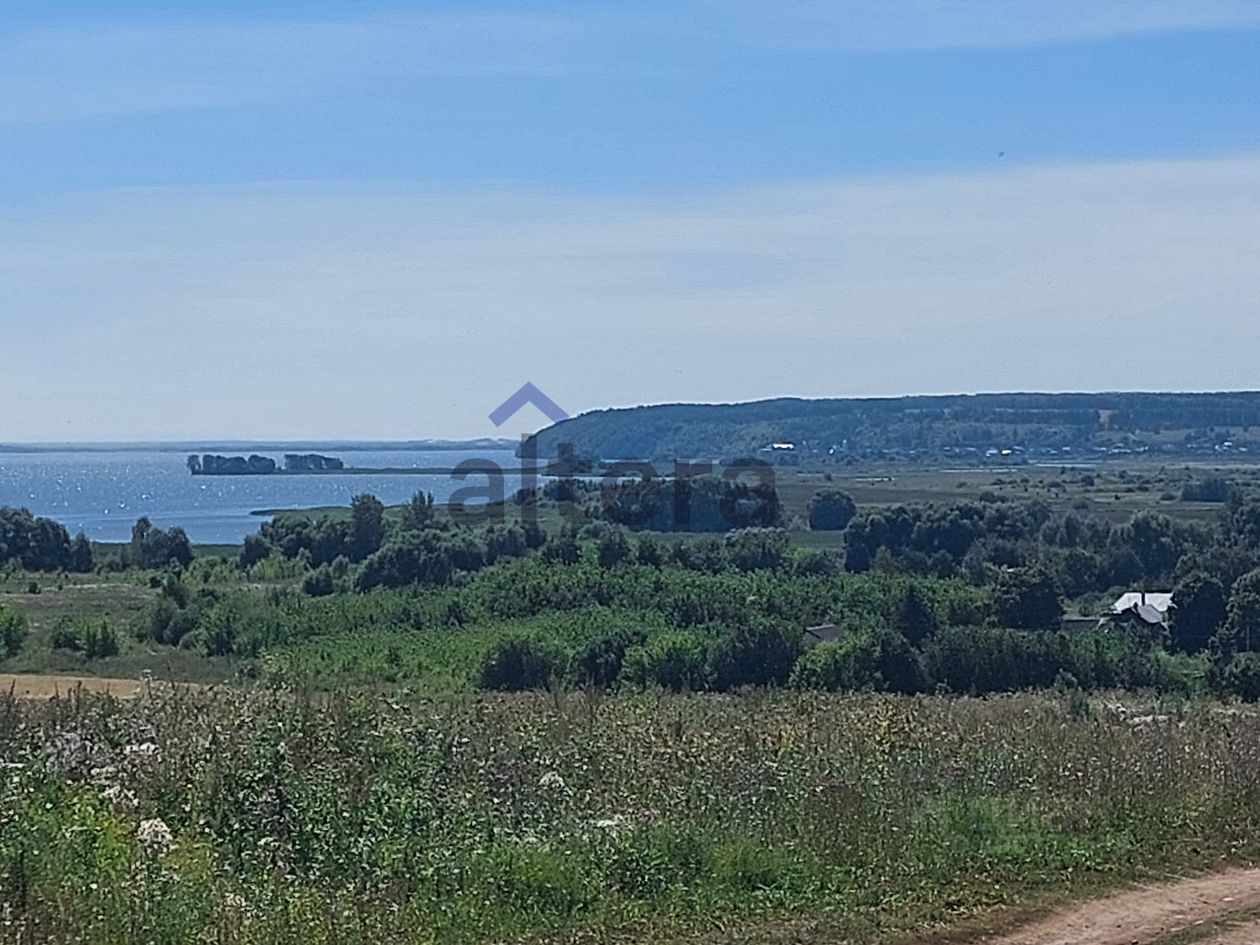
972, 868, 1260, 945
0, 672, 149, 698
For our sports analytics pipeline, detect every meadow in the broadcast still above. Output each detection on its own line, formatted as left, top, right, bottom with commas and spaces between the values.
4, 461, 1260, 943
4, 686, 1260, 945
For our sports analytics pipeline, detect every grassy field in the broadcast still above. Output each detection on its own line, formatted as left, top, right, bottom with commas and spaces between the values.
3, 687, 1258, 944
0, 573, 240, 685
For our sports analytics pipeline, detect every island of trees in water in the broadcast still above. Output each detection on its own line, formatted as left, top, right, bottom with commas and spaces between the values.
187, 453, 345, 475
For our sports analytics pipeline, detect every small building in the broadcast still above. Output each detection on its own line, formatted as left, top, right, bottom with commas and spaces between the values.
1109, 592, 1175, 629
803, 623, 843, 646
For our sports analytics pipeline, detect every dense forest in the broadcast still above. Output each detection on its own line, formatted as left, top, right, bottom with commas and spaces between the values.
525, 391, 1260, 463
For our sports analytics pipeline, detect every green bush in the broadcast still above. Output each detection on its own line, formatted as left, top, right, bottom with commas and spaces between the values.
134, 598, 200, 647
571, 627, 646, 689
622, 632, 710, 691
1223, 653, 1260, 701
791, 629, 925, 694
707, 620, 800, 690
51, 616, 119, 659
807, 489, 857, 531
0, 604, 27, 658
476, 633, 568, 691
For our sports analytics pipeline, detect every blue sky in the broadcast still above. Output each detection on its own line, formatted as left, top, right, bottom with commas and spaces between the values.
2, 1, 1259, 440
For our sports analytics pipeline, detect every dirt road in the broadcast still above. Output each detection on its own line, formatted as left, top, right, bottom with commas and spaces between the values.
0, 673, 147, 698
975, 868, 1260, 945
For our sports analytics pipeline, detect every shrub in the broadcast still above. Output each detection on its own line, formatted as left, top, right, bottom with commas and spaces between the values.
792, 629, 925, 694
707, 620, 800, 690
597, 530, 632, 569
477, 634, 568, 691
622, 632, 710, 691
791, 638, 869, 691
925, 625, 1065, 694
990, 567, 1063, 631
1223, 653, 1260, 701
807, 489, 857, 531
0, 605, 27, 658
135, 598, 200, 647
542, 532, 582, 565
636, 535, 665, 568
722, 528, 790, 572
571, 627, 646, 689
1182, 477, 1232, 503
51, 616, 119, 659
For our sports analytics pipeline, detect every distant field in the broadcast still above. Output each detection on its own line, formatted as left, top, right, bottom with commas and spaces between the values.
267, 458, 1245, 547
0, 577, 238, 684
0, 672, 148, 698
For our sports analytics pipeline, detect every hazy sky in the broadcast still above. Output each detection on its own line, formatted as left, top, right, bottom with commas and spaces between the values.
2, 1, 1258, 441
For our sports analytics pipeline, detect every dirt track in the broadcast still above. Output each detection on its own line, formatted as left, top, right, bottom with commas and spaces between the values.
975, 868, 1260, 945
0, 673, 147, 698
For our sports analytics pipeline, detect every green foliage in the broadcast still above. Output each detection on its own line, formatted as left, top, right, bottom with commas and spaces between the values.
597, 474, 783, 533
990, 567, 1063, 631
51, 616, 119, 659
721, 528, 790, 572
355, 532, 457, 590
924, 626, 1192, 695
129, 517, 193, 569
301, 557, 354, 597
1218, 568, 1260, 656
349, 493, 387, 561
0, 506, 92, 572
0, 603, 28, 658
476, 633, 568, 691
1181, 476, 1233, 502
807, 489, 857, 531
792, 630, 926, 694
892, 583, 939, 647
136, 596, 200, 647
622, 632, 710, 691
542, 530, 582, 565
571, 627, 646, 689
10, 688, 1260, 943
596, 529, 632, 569
1171, 571, 1227, 654
706, 620, 801, 690
239, 533, 271, 569
1222, 653, 1260, 701
402, 490, 437, 529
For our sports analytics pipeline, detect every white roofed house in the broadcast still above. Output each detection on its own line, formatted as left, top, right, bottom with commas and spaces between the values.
1107, 592, 1175, 631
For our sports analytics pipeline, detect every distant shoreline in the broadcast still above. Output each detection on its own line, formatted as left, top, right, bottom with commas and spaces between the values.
197, 465, 549, 478
0, 439, 518, 454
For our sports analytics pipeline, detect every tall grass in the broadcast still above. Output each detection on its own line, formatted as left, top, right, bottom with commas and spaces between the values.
2, 688, 1259, 944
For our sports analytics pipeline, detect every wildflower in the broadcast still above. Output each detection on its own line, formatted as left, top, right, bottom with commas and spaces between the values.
592, 814, 630, 832
137, 818, 174, 856
123, 743, 160, 765
102, 784, 138, 813
539, 771, 567, 791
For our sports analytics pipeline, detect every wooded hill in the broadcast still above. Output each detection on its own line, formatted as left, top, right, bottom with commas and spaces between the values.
524, 392, 1260, 463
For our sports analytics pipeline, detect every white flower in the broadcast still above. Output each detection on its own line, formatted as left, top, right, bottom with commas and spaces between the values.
539, 771, 567, 791
102, 784, 138, 813
592, 815, 630, 832
123, 743, 160, 765
137, 818, 174, 856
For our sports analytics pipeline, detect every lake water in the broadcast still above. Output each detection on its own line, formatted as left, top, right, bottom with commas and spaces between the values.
0, 448, 525, 544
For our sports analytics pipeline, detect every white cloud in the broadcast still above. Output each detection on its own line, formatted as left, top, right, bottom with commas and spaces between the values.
723, 0, 1260, 52
1, 154, 1258, 439
7, 1, 1260, 125
0, 12, 579, 124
